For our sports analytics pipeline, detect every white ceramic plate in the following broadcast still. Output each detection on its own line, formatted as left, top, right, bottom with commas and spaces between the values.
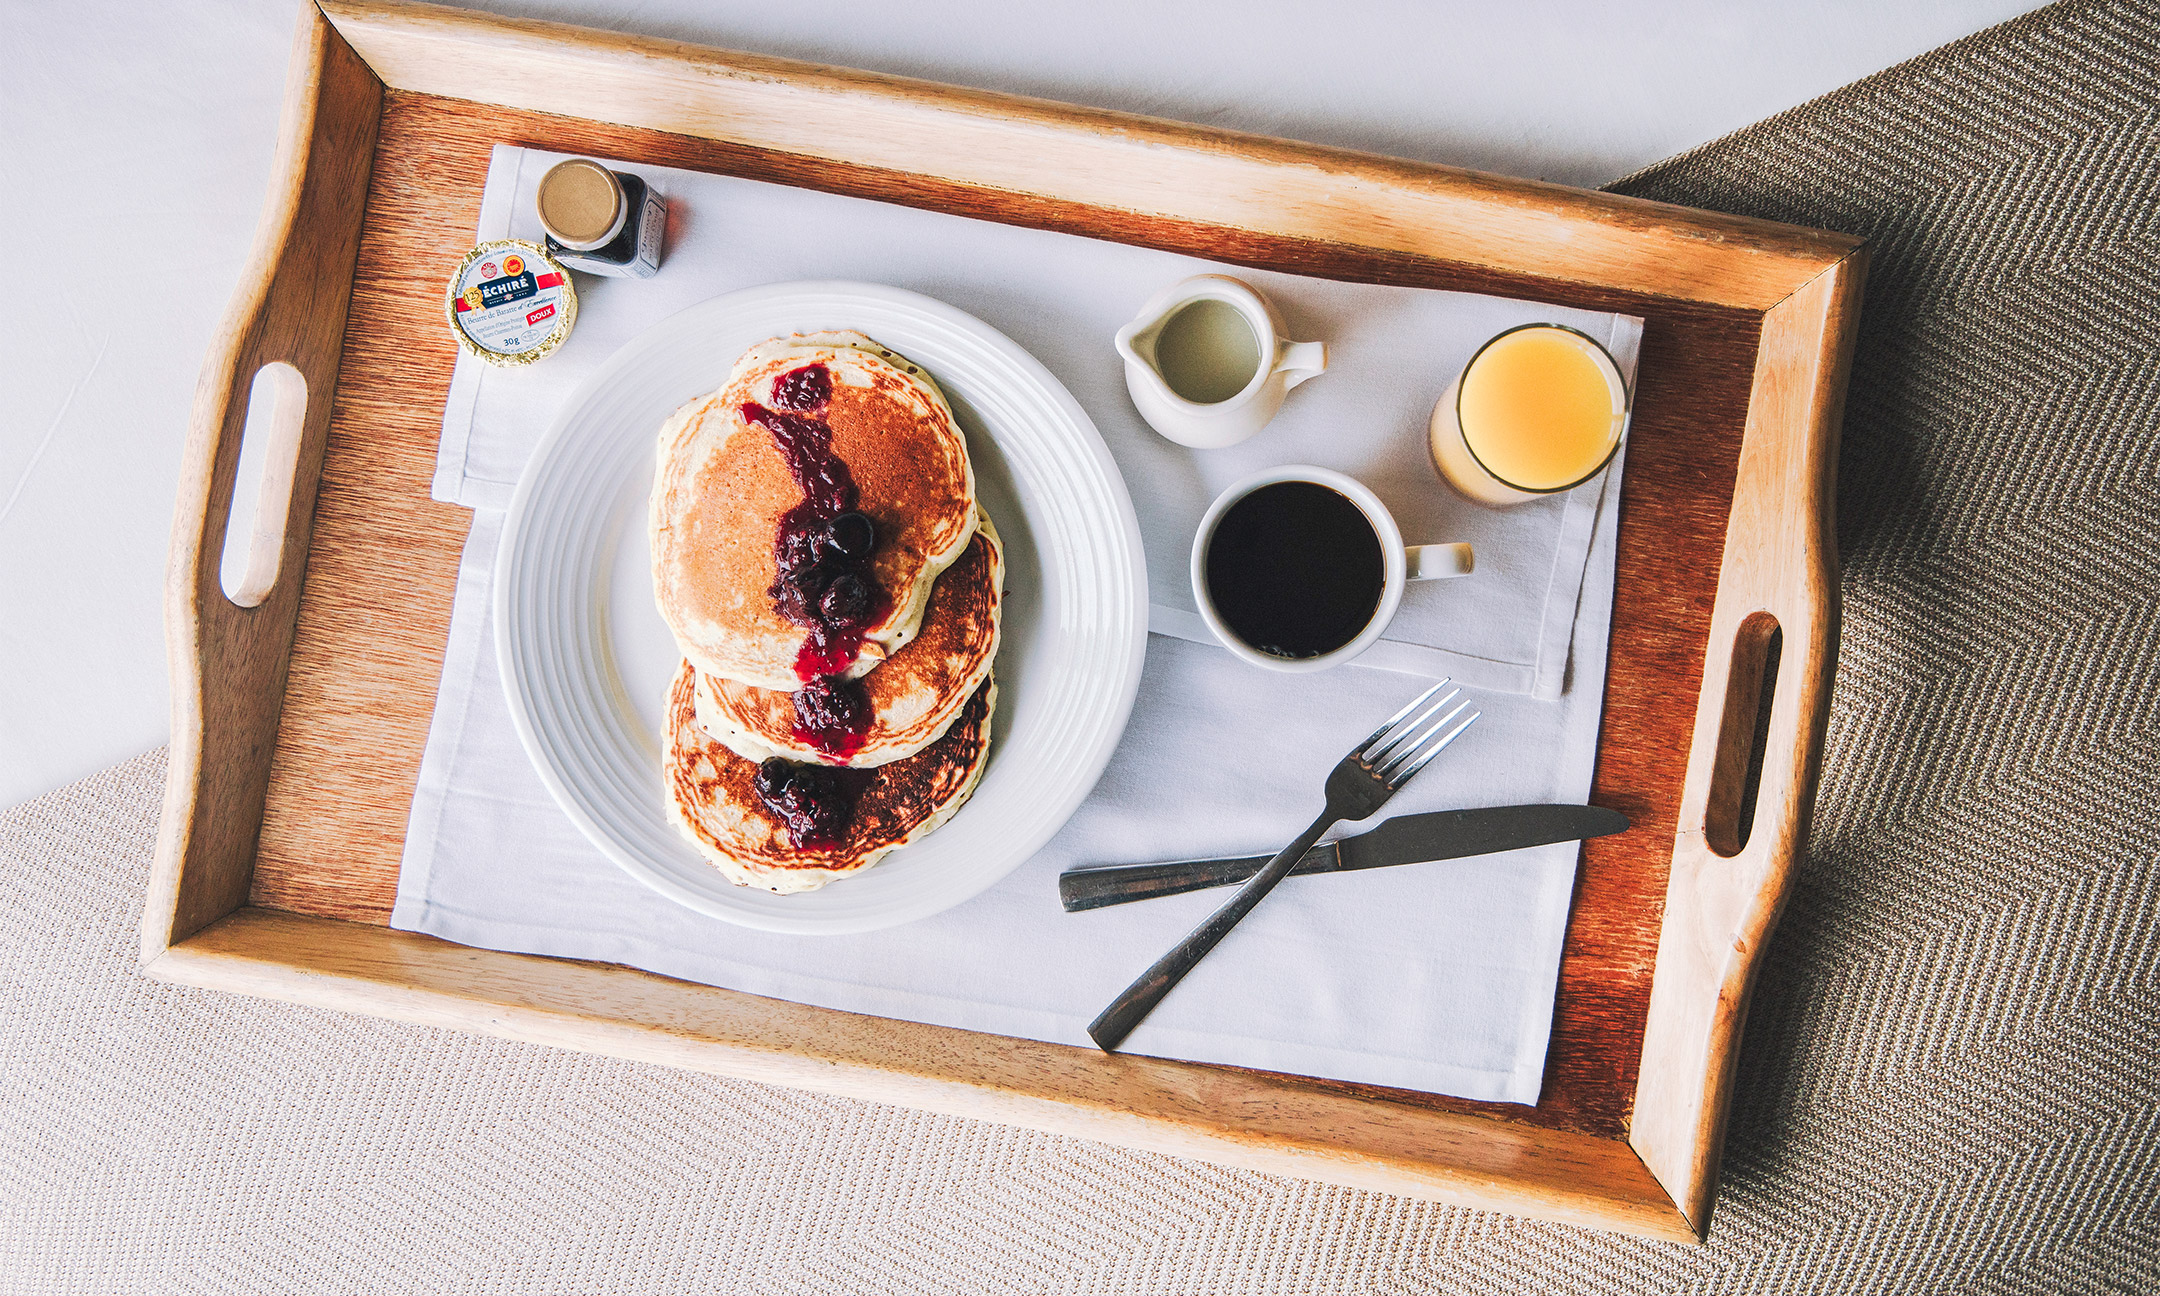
495, 281, 1147, 934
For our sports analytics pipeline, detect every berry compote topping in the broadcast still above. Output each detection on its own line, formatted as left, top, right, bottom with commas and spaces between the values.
744, 364, 889, 772
826, 510, 876, 561
791, 675, 870, 763
753, 757, 857, 848
770, 360, 832, 412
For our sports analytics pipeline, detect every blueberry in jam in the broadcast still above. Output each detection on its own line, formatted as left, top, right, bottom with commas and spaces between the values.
794, 677, 868, 735
753, 757, 796, 804
753, 757, 851, 846
775, 522, 827, 582
792, 675, 871, 761
826, 511, 876, 561
770, 362, 833, 412
818, 573, 872, 624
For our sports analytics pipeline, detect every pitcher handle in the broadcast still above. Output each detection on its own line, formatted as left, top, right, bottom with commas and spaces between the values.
1275, 340, 1328, 390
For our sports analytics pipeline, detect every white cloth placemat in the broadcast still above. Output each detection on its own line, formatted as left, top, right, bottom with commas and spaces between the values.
438, 147, 1638, 698
394, 147, 1632, 1104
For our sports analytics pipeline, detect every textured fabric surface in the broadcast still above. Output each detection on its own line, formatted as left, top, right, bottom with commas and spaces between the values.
7, 0, 2160, 1289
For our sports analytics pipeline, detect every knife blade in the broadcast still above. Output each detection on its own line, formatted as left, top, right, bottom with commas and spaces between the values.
1057, 804, 1629, 912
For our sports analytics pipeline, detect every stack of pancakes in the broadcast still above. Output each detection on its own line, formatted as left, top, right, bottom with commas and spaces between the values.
651, 331, 1000, 893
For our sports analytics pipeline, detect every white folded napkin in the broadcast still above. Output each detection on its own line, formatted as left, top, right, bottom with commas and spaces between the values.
394, 147, 1634, 1103
438, 148, 1638, 697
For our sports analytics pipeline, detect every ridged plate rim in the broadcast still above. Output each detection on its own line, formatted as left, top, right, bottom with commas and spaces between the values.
495, 280, 1147, 934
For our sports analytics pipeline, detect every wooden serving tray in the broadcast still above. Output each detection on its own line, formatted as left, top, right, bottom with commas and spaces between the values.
146, 0, 1864, 1243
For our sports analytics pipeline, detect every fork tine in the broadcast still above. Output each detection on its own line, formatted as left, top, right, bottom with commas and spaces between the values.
1372, 697, 1472, 780
1382, 707, 1480, 787
1353, 680, 1448, 756
1364, 687, 1462, 768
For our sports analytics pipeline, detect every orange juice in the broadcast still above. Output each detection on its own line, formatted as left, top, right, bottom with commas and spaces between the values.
1430, 325, 1626, 506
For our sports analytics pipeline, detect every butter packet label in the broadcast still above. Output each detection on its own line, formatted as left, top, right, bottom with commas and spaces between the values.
446, 239, 578, 366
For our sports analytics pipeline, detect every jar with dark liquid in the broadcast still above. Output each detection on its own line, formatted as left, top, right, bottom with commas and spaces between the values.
535, 158, 666, 279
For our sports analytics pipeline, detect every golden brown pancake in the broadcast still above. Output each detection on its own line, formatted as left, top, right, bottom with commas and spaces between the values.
665, 659, 996, 893
650, 332, 976, 691
695, 510, 1002, 769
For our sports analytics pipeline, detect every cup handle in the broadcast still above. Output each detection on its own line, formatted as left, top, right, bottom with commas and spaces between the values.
1275, 340, 1328, 390
1407, 543, 1474, 580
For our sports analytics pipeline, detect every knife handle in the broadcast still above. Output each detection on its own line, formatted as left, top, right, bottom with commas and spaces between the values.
1060, 849, 1326, 912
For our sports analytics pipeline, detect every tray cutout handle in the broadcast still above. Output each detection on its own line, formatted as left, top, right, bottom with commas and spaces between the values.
1629, 248, 1867, 1241
1704, 612, 1783, 858
146, 5, 382, 958
219, 362, 309, 609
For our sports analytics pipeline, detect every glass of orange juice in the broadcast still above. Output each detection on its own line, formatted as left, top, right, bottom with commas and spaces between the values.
1429, 323, 1629, 507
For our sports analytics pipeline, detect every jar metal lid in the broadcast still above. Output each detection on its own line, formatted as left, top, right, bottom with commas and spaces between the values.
537, 159, 627, 251
444, 239, 577, 368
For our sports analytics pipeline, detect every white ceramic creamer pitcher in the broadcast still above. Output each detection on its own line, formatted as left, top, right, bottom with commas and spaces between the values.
1114, 275, 1327, 449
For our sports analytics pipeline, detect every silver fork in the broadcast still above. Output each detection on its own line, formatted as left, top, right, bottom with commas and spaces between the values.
1088, 680, 1479, 1051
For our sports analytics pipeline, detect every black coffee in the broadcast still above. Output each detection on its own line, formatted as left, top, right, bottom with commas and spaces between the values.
1205, 481, 1384, 659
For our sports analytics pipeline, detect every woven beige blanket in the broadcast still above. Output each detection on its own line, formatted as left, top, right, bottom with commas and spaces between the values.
5, 1, 2157, 1289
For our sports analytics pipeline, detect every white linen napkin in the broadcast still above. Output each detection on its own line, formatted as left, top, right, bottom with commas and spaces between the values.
438, 148, 1638, 698
393, 147, 1634, 1104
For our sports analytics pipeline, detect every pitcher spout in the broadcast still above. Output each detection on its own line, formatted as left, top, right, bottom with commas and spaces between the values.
1113, 316, 1161, 371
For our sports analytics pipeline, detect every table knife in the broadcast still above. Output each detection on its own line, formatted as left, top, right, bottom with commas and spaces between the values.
1059, 804, 1628, 912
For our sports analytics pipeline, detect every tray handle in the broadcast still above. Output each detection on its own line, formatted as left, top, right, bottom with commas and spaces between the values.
1630, 250, 1868, 1234
144, 4, 382, 957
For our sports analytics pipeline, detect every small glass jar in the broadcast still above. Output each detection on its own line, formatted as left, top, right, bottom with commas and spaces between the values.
535, 158, 666, 279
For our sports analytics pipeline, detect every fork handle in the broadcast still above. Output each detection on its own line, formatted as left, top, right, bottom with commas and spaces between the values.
1088, 810, 1339, 1051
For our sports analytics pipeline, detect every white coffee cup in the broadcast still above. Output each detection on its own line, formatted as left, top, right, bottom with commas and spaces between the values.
1190, 465, 1474, 672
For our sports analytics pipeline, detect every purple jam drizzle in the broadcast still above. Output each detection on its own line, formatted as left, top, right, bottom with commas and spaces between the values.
753, 758, 865, 848
791, 676, 870, 764
770, 361, 832, 412
741, 378, 890, 691
744, 363, 887, 838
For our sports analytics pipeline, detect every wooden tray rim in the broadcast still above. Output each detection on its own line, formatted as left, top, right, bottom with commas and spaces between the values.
143, 0, 1866, 1244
